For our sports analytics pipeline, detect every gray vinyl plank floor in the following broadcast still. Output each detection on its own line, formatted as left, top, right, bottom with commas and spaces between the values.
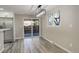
3, 36, 67, 53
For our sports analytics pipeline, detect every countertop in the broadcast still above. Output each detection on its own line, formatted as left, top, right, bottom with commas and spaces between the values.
0, 28, 11, 32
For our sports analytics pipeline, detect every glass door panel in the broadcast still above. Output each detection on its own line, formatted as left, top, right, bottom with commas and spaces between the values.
33, 19, 39, 36
24, 20, 32, 37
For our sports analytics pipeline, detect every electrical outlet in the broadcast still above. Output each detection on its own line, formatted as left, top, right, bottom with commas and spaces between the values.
69, 43, 72, 47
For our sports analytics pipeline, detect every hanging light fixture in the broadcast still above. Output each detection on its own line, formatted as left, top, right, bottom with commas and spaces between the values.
36, 5, 46, 17
36, 9, 46, 17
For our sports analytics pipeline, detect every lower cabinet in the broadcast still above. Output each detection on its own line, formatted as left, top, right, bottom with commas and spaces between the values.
0, 31, 4, 52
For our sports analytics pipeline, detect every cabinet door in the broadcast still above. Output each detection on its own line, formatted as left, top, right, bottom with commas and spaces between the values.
5, 30, 13, 42
0, 32, 4, 52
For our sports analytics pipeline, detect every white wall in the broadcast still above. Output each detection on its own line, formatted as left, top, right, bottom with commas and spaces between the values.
15, 15, 24, 39
41, 5, 79, 53
14, 14, 35, 39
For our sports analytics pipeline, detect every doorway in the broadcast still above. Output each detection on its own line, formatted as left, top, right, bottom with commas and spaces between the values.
24, 19, 39, 37
24, 19, 40, 52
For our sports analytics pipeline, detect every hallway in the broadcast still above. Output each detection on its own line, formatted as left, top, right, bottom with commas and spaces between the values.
3, 36, 67, 53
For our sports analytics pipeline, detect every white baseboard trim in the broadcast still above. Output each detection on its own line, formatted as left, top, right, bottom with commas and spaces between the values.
0, 48, 4, 53
15, 37, 24, 40
41, 36, 72, 53
54, 42, 72, 53
14, 37, 24, 42
41, 36, 54, 44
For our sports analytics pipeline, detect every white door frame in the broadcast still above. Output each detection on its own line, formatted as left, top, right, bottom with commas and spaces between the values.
23, 18, 40, 38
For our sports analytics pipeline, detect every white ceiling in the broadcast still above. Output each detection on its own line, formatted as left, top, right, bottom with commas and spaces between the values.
0, 5, 35, 15
0, 5, 56, 16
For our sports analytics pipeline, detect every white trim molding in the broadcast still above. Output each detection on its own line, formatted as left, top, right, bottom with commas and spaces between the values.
15, 37, 24, 40
41, 36, 72, 53
54, 42, 72, 53
41, 36, 54, 44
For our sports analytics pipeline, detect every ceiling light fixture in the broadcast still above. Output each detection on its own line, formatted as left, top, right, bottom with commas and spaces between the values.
36, 9, 46, 17
35, 5, 47, 17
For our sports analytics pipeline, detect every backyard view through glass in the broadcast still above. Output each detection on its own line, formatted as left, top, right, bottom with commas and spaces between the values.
24, 19, 39, 37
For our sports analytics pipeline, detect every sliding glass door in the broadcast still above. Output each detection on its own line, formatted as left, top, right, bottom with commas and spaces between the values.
24, 19, 39, 37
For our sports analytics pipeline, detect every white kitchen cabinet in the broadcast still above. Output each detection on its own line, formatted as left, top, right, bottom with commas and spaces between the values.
0, 28, 11, 52
0, 31, 4, 52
